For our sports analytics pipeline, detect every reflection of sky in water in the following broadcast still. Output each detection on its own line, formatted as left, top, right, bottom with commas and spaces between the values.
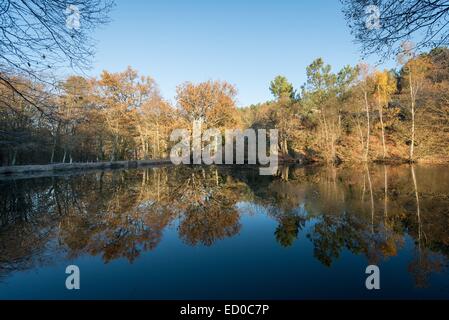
0, 165, 448, 299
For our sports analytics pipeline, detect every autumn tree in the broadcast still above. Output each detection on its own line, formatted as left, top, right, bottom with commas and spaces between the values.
0, 0, 114, 115
267, 76, 301, 157
138, 96, 175, 159
399, 50, 432, 161
0, 76, 55, 165
372, 70, 397, 159
93, 67, 160, 161
57, 76, 92, 163
355, 63, 373, 162
176, 80, 239, 129
416, 48, 449, 159
301, 59, 357, 163
301, 58, 336, 162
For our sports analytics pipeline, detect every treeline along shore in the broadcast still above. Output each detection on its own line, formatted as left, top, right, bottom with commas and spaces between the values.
1, 48, 449, 168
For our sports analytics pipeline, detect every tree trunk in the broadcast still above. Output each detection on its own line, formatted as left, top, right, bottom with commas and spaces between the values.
51, 143, 56, 163
111, 135, 118, 161
364, 90, 370, 162
11, 149, 17, 166
281, 138, 288, 156
378, 95, 387, 159
355, 116, 365, 159
50, 124, 60, 163
321, 111, 331, 162
410, 98, 416, 162
156, 122, 160, 159
409, 72, 416, 162
140, 136, 147, 160
384, 165, 388, 219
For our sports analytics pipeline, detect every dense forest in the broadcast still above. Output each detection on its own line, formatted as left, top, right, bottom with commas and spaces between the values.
1, 47, 448, 166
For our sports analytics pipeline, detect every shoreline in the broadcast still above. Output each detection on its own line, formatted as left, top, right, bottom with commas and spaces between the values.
0, 160, 172, 178
0, 157, 447, 180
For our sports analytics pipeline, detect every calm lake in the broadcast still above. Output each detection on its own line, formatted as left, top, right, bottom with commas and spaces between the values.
0, 164, 448, 299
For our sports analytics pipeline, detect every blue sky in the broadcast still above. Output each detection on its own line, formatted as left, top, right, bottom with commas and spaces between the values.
90, 0, 393, 106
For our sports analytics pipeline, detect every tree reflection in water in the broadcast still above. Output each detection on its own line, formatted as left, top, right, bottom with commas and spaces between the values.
0, 164, 448, 287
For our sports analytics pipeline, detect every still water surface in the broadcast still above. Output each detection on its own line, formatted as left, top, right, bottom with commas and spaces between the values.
0, 164, 448, 299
